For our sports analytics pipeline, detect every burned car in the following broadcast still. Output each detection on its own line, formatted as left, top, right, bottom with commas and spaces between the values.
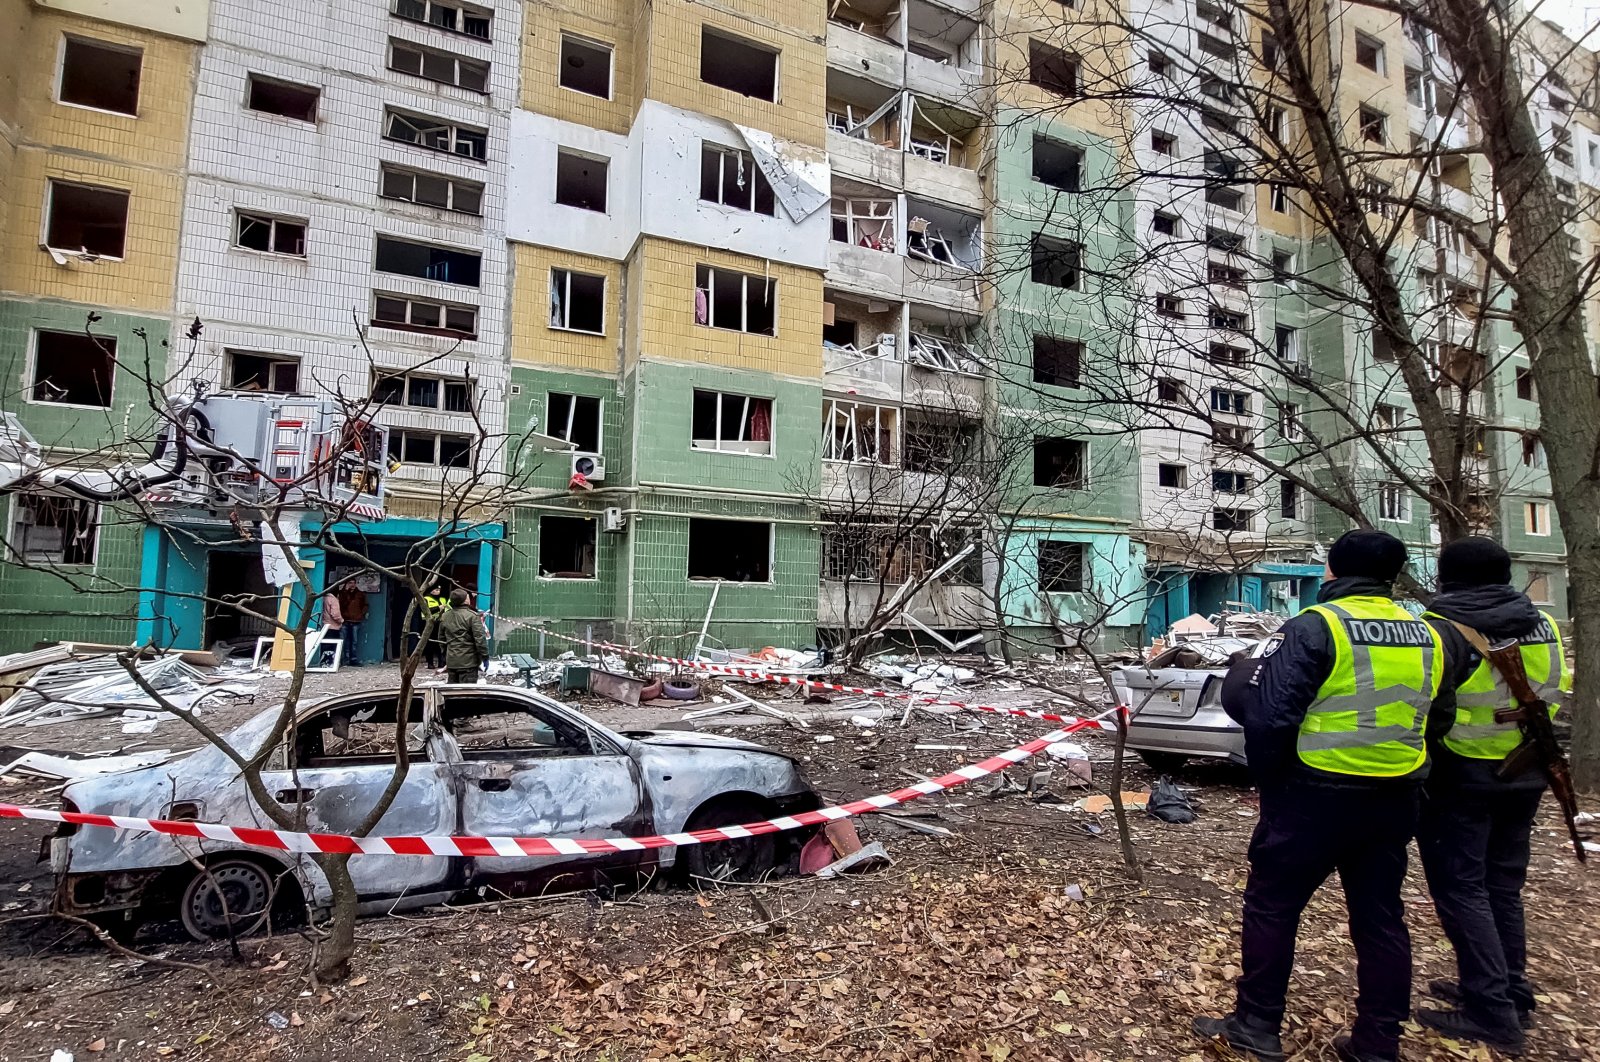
1111, 637, 1259, 771
51, 684, 818, 939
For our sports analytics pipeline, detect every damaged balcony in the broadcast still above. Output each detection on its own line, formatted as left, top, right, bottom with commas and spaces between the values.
819, 397, 984, 506
827, 184, 983, 313
826, 70, 983, 210
817, 520, 988, 634
827, 0, 982, 108
822, 289, 986, 409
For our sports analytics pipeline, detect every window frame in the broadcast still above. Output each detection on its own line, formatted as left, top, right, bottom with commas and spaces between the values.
43, 179, 129, 260
554, 148, 610, 213
1032, 436, 1089, 490
1354, 32, 1385, 74
695, 265, 776, 335
549, 267, 607, 335
28, 328, 117, 409
387, 428, 475, 468
700, 142, 776, 215
1378, 482, 1411, 522
388, 38, 490, 93
538, 514, 598, 580
225, 349, 301, 394
392, 0, 492, 41
372, 292, 479, 338
1157, 463, 1188, 489
234, 210, 307, 258
372, 369, 475, 414
1037, 539, 1087, 593
1525, 501, 1551, 536
822, 398, 899, 466
383, 108, 488, 161
686, 517, 775, 583
691, 389, 775, 456
558, 32, 614, 99
56, 34, 142, 117
379, 164, 484, 216
546, 392, 603, 454
8, 496, 101, 567
699, 25, 780, 102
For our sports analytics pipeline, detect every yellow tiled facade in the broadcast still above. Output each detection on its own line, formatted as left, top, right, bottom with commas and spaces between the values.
630, 238, 822, 380
0, 6, 196, 314
520, 0, 637, 135
510, 243, 623, 373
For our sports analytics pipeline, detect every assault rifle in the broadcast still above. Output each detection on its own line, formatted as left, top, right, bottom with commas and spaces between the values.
1451, 621, 1589, 862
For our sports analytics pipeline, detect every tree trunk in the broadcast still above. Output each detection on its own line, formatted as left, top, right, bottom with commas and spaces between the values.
312, 853, 359, 982
1109, 710, 1144, 881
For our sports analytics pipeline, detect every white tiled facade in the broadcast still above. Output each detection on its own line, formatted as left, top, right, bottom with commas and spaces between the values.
174, 0, 523, 473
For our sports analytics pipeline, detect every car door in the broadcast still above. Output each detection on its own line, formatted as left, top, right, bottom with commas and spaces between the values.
437, 688, 649, 883
259, 692, 456, 899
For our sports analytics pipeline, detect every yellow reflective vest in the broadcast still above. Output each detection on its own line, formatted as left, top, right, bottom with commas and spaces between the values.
1299, 596, 1444, 777
1424, 610, 1571, 761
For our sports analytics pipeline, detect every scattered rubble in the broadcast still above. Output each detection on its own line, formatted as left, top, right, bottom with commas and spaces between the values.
0, 645, 256, 730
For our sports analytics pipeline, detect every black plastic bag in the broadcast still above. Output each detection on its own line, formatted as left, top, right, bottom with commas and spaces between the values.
1148, 777, 1197, 824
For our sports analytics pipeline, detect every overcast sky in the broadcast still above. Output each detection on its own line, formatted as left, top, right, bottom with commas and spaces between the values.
1529, 0, 1600, 43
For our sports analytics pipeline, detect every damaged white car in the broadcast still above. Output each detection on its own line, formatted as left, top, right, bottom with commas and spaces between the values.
50, 685, 819, 939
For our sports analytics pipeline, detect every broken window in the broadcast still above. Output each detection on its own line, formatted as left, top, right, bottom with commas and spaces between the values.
1525, 501, 1551, 536
1279, 479, 1301, 519
1378, 483, 1410, 522
902, 414, 978, 474
1198, 74, 1232, 102
823, 400, 897, 465
373, 293, 478, 337
1213, 423, 1252, 449
1038, 540, 1086, 592
387, 429, 473, 468
1526, 570, 1553, 603
1204, 185, 1244, 211
831, 196, 896, 250
1553, 125, 1574, 166
1032, 136, 1082, 192
1522, 433, 1545, 469
1208, 263, 1247, 288
700, 26, 777, 101
290, 697, 424, 767
1206, 226, 1244, 252
1271, 183, 1289, 212
31, 330, 114, 406
1212, 507, 1253, 532
1271, 250, 1294, 281
1029, 39, 1078, 96
1152, 211, 1179, 236
1155, 293, 1185, 318
59, 37, 141, 115
389, 39, 489, 92
1151, 130, 1177, 155
247, 75, 319, 121
687, 518, 771, 581
1354, 32, 1384, 73
1156, 377, 1185, 403
1274, 325, 1299, 364
384, 109, 487, 159
906, 210, 978, 267
1213, 468, 1250, 492
1515, 366, 1535, 401
1197, 30, 1230, 58
1260, 31, 1279, 68
373, 372, 473, 413
547, 392, 602, 453
555, 150, 608, 212
907, 330, 980, 372
559, 33, 613, 97
236, 212, 306, 256
700, 143, 775, 215
1208, 342, 1247, 366
695, 265, 775, 335
1195, 0, 1230, 29
1278, 402, 1302, 440
1209, 305, 1249, 332
1358, 106, 1387, 144
393, 0, 491, 39
374, 236, 481, 286
1210, 387, 1249, 415
442, 694, 592, 758
549, 269, 605, 334
10, 496, 98, 565
1030, 234, 1081, 289
1033, 437, 1088, 489
1148, 51, 1171, 77
45, 181, 128, 258
691, 389, 773, 454
380, 165, 483, 215
1032, 335, 1082, 388
822, 316, 858, 348
226, 350, 300, 393
539, 516, 596, 578
1158, 463, 1187, 488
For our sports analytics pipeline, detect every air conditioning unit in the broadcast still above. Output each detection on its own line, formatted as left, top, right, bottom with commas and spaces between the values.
572, 453, 606, 482
603, 506, 627, 533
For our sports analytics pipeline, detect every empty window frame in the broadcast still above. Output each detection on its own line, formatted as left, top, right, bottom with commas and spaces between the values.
384, 109, 487, 159
823, 399, 897, 465
246, 75, 319, 121
30, 330, 115, 407
1030, 234, 1081, 289
1204, 185, 1244, 211
45, 181, 128, 258
538, 516, 596, 578
1358, 106, 1387, 144
1195, 0, 1230, 30
1212, 507, 1253, 531
1152, 211, 1179, 236
559, 34, 613, 97
373, 292, 478, 337
1148, 51, 1172, 78
1271, 249, 1295, 282
236, 211, 306, 256
380, 165, 483, 215
1158, 463, 1188, 488
695, 265, 775, 334
546, 392, 602, 453
388, 39, 489, 92
1274, 325, 1299, 363
1278, 401, 1303, 440
1033, 437, 1088, 488
1522, 433, 1545, 469
226, 350, 300, 393
1210, 387, 1249, 415
548, 269, 605, 334
1151, 130, 1177, 156
1208, 342, 1247, 366
1210, 305, 1249, 332
1207, 225, 1245, 252
1354, 32, 1384, 73
387, 429, 472, 468
1279, 479, 1301, 519
1525, 501, 1551, 535
1270, 183, 1290, 212
1156, 377, 1185, 403
372, 371, 474, 413
1208, 263, 1247, 288
554, 150, 608, 212
1032, 335, 1082, 387
902, 415, 978, 474
691, 389, 773, 454
831, 196, 896, 249
1038, 540, 1086, 592
374, 236, 481, 286
700, 144, 775, 215
1198, 74, 1231, 102
1260, 31, 1280, 68
1032, 136, 1082, 192
687, 518, 772, 582
10, 496, 98, 565
1029, 39, 1078, 95
1197, 30, 1230, 58
1213, 468, 1251, 493
1214, 423, 1252, 448
58, 36, 141, 115
1515, 366, 1536, 401
1155, 293, 1185, 318
393, 0, 491, 39
1378, 482, 1410, 521
700, 26, 778, 101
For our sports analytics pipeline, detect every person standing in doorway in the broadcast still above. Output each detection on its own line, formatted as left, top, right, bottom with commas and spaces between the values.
438, 588, 487, 683
317, 589, 343, 668
1414, 537, 1570, 1054
1195, 529, 1459, 1062
337, 581, 370, 666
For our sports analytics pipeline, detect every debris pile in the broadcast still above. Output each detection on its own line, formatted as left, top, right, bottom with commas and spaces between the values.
0, 644, 255, 730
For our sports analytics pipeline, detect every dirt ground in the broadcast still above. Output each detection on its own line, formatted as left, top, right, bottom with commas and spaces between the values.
2, 663, 1597, 1061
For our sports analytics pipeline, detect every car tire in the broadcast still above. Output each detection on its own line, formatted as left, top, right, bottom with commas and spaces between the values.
1138, 750, 1190, 773
681, 798, 778, 886
178, 858, 278, 941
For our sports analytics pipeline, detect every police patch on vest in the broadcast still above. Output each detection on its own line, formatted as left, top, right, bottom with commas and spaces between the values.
1344, 618, 1434, 647
1518, 619, 1558, 645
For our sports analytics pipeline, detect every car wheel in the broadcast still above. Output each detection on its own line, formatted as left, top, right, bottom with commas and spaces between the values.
681, 799, 777, 886
179, 858, 276, 940
1138, 750, 1190, 773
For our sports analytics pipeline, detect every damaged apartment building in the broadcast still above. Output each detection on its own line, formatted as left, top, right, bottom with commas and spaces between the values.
0, 0, 1590, 655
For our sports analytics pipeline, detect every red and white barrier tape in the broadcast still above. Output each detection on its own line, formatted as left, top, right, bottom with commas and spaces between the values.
0, 710, 1121, 858
531, 626, 1113, 729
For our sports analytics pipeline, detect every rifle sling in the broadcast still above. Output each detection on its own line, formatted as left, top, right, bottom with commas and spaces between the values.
1445, 620, 1542, 722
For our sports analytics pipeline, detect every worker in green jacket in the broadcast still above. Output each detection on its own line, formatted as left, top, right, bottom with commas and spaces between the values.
438, 588, 487, 683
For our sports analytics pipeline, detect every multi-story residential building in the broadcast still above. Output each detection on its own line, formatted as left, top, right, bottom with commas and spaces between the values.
0, 0, 206, 651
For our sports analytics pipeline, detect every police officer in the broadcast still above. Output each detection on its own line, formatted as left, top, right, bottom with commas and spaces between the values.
422, 582, 450, 669
1195, 528, 1456, 1062
1414, 537, 1570, 1054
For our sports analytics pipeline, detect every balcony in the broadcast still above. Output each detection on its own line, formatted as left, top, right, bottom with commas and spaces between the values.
826, 68, 983, 210
827, 187, 983, 312
822, 288, 985, 406
827, 0, 982, 108
827, 22, 904, 92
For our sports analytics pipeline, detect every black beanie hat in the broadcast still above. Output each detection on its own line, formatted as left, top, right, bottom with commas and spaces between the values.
1437, 536, 1513, 589
1327, 528, 1408, 582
